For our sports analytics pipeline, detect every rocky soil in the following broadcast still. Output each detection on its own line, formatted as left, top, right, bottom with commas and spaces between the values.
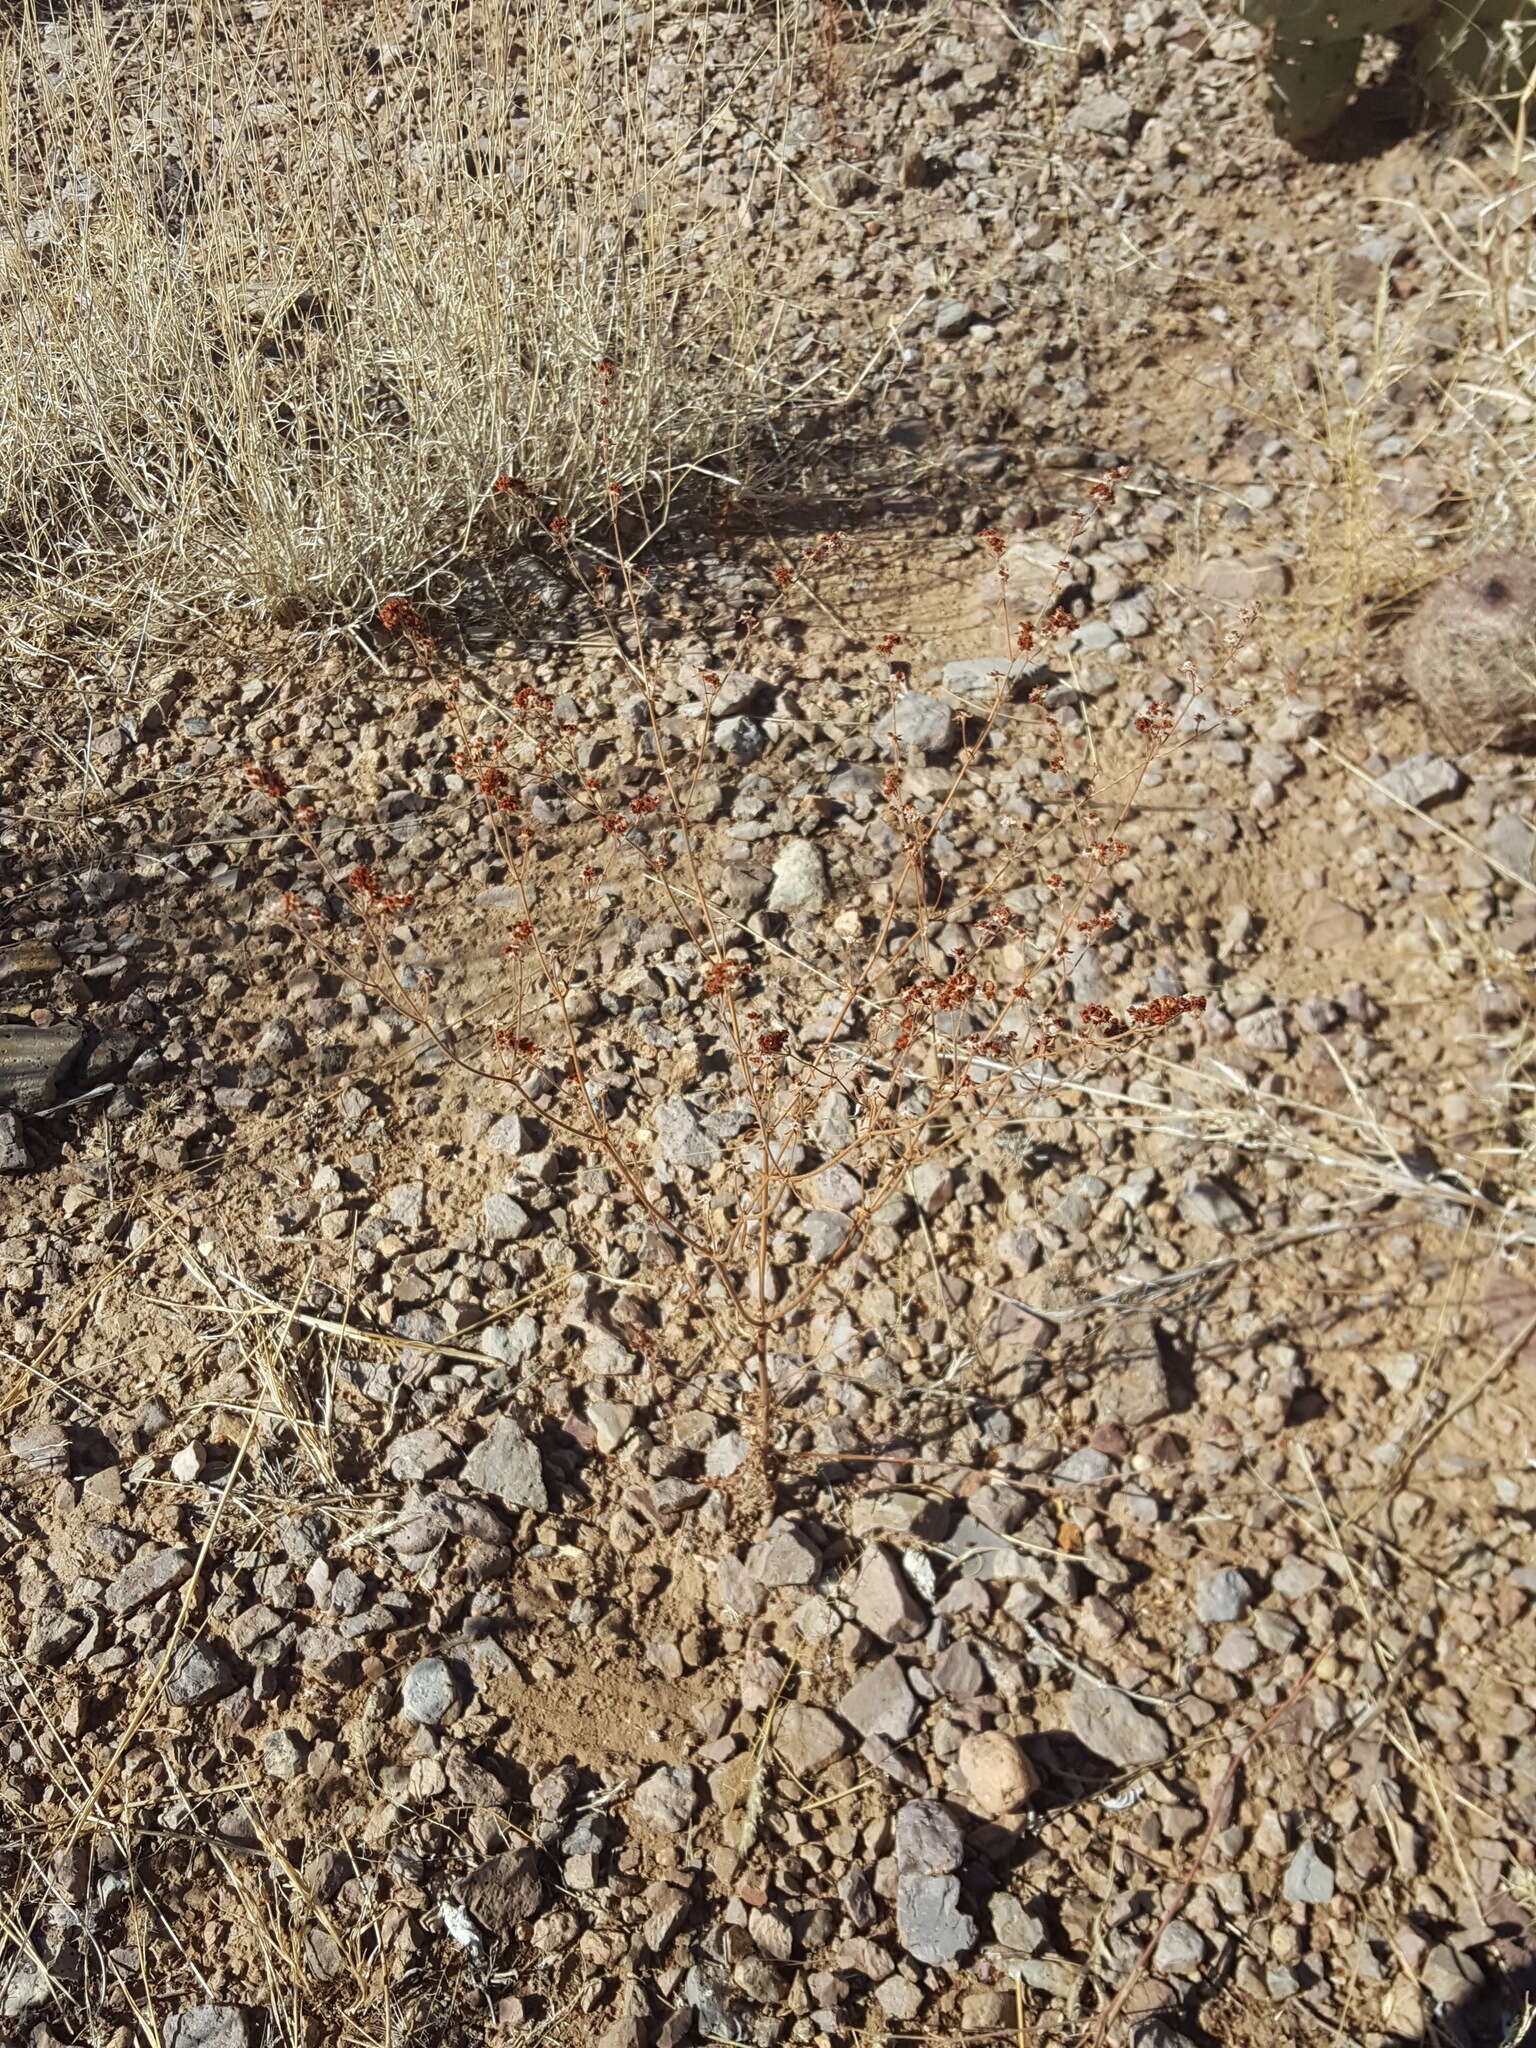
3, 5, 1536, 2048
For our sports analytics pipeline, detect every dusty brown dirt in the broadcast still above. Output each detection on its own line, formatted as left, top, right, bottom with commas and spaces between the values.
4, 5, 1536, 2048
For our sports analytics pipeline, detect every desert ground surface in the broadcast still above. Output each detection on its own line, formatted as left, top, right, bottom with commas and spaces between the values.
3, 4, 1536, 2047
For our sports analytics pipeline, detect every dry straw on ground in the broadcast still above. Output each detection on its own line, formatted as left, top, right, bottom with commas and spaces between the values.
0, 0, 777, 638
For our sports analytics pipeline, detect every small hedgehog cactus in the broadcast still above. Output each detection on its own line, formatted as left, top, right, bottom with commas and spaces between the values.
1241, 0, 1536, 145
1401, 555, 1536, 753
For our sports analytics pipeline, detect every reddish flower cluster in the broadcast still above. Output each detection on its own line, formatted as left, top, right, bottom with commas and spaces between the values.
378, 597, 432, 645
1127, 993, 1207, 1027
347, 865, 415, 914
703, 960, 746, 998
1085, 838, 1131, 866
492, 1027, 539, 1062
893, 966, 980, 1051
1086, 463, 1131, 507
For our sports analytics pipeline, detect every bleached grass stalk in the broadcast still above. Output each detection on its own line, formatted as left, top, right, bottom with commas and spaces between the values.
0, 0, 775, 635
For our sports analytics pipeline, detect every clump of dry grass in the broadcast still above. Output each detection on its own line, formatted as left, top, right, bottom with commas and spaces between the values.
0, 0, 777, 637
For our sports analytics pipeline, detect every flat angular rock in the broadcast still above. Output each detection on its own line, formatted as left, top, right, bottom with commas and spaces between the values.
653, 1097, 721, 1171
632, 1764, 700, 1832
838, 1655, 922, 1742
1282, 1840, 1335, 1904
0, 1112, 29, 1172
1067, 1677, 1170, 1768
894, 1799, 964, 1875
1178, 1177, 1250, 1234
106, 1545, 194, 1617
462, 1416, 547, 1510
462, 1845, 544, 1934
385, 1426, 455, 1481
850, 1545, 927, 1643
167, 1642, 238, 1707
766, 838, 829, 914
163, 2009, 258, 2048
1193, 553, 1288, 604
775, 1704, 852, 1775
1196, 1567, 1253, 1624
482, 1191, 535, 1242
746, 1517, 820, 1588
1377, 752, 1464, 810
885, 691, 955, 757
896, 1873, 976, 1964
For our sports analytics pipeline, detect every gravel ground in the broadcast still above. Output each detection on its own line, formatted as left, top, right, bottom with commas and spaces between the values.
3, 5, 1536, 2047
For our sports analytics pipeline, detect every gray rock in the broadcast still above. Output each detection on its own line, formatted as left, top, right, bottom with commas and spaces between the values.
838, 1655, 922, 1741
462, 1416, 548, 1510
682, 1961, 750, 2042
482, 1191, 534, 1242
261, 1729, 308, 1780
1097, 1321, 1172, 1427
653, 1097, 722, 1171
1054, 1447, 1112, 1484
1070, 89, 1134, 136
704, 1429, 748, 1478
163, 2008, 257, 2048
850, 1546, 927, 1643
850, 1492, 952, 1541
1196, 1568, 1253, 1624
1282, 1840, 1335, 1904
167, 1642, 238, 1707
1489, 811, 1536, 879
1193, 554, 1289, 603
385, 1426, 455, 1481
894, 1799, 964, 1874
1178, 1177, 1250, 1234
932, 1639, 989, 1700
714, 714, 767, 761
1234, 1005, 1291, 1054
1132, 2022, 1197, 2048
767, 838, 829, 913
632, 1764, 700, 1832
588, 1401, 636, 1454
885, 691, 955, 758
1153, 1918, 1207, 1975
1378, 752, 1464, 810
896, 1873, 976, 1964
1213, 1627, 1262, 1673
462, 1846, 544, 1934
908, 1158, 955, 1214
105, 1545, 194, 1617
0, 1113, 28, 1172
746, 1518, 820, 1588
802, 1210, 853, 1261
774, 1704, 851, 1775
401, 1656, 460, 1726
1273, 1556, 1327, 1599
0, 1952, 49, 2019
383, 1180, 425, 1229
1067, 1677, 1170, 1768
932, 300, 974, 339
940, 656, 1011, 708
1421, 1941, 1482, 2003
991, 1893, 1049, 1955
485, 1113, 544, 1156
